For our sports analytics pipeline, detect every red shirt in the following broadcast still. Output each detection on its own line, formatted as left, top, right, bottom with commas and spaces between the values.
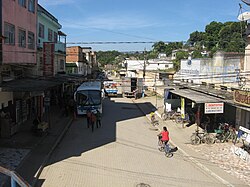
161, 131, 169, 141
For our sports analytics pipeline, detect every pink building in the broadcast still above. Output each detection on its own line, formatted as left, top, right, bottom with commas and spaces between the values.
1, 0, 37, 70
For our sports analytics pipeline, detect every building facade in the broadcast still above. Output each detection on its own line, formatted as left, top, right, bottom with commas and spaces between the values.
0, 0, 38, 137
0, 2, 67, 138
37, 4, 66, 77
66, 46, 97, 76
0, 0, 37, 80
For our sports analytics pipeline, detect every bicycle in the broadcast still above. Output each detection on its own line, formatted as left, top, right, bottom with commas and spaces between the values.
214, 123, 236, 143
190, 129, 215, 145
175, 113, 189, 128
150, 113, 159, 126
222, 126, 237, 143
157, 135, 177, 158
151, 119, 159, 126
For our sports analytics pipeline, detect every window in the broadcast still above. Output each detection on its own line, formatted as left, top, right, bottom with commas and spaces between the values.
4, 22, 15, 45
18, 0, 26, 7
18, 29, 26, 48
54, 32, 58, 43
48, 29, 53, 41
28, 31, 34, 49
28, 0, 35, 13
38, 23, 44, 38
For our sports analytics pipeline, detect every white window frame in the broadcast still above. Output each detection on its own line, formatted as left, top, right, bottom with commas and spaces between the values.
48, 28, 53, 41
28, 0, 35, 13
18, 28, 26, 48
18, 0, 26, 7
4, 22, 15, 45
38, 23, 44, 38
54, 31, 58, 43
28, 31, 35, 49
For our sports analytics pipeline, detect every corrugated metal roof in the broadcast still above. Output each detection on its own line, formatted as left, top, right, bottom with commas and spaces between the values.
0, 78, 61, 92
170, 89, 223, 103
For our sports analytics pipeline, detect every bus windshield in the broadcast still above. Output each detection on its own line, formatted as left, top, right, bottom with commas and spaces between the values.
76, 90, 101, 106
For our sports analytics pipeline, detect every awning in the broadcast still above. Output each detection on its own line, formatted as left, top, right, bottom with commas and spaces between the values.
225, 100, 250, 112
0, 78, 62, 92
55, 74, 87, 83
170, 89, 223, 103
66, 63, 77, 67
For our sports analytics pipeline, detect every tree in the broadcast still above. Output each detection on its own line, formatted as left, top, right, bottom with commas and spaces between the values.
218, 22, 245, 52
96, 50, 121, 67
172, 51, 189, 71
187, 31, 206, 47
152, 41, 166, 53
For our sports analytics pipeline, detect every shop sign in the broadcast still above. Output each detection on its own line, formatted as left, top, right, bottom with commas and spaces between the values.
234, 90, 250, 107
181, 98, 185, 118
204, 103, 224, 114
43, 42, 54, 76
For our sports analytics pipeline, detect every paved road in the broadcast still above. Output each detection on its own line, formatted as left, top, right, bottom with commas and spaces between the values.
37, 97, 245, 187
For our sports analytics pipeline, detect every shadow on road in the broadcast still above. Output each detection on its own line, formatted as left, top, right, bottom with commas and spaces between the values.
35, 97, 155, 186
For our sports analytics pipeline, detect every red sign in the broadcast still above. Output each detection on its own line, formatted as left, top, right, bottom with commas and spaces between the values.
43, 42, 54, 76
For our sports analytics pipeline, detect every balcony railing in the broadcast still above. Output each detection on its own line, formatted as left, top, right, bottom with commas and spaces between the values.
37, 42, 66, 53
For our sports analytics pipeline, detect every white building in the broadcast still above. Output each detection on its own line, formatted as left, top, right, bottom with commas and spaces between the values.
124, 59, 173, 72
175, 51, 244, 86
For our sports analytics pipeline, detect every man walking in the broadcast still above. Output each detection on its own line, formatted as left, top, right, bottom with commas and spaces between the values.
86, 109, 91, 128
96, 110, 102, 128
90, 110, 97, 132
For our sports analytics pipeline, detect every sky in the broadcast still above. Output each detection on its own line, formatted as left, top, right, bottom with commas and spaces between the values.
39, 0, 248, 52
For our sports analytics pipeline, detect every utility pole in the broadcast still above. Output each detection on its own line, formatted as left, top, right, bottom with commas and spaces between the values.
143, 48, 146, 79
155, 73, 157, 108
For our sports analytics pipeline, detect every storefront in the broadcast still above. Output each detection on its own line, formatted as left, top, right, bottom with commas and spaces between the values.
232, 90, 250, 130
167, 88, 226, 131
0, 78, 62, 137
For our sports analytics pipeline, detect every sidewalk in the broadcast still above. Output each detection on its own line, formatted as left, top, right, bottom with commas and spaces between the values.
133, 95, 250, 187
0, 105, 73, 186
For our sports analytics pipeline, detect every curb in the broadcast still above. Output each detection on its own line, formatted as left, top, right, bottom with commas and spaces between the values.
32, 117, 73, 187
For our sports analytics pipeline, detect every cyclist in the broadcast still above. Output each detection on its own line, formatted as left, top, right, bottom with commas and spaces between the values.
150, 111, 156, 123
158, 126, 170, 153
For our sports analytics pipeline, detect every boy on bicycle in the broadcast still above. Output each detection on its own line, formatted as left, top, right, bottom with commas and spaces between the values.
158, 126, 170, 152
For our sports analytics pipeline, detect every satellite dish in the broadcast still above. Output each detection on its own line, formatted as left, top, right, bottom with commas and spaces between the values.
238, 11, 250, 21
242, 0, 250, 6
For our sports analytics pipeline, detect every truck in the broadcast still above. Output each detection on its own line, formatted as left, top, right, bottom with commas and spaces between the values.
121, 77, 143, 98
103, 81, 118, 97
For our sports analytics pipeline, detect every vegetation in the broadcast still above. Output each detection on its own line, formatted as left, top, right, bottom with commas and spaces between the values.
96, 21, 246, 71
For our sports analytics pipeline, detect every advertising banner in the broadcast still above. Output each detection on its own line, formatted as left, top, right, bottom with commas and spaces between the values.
43, 42, 54, 76
234, 90, 250, 107
204, 103, 224, 114
181, 97, 185, 118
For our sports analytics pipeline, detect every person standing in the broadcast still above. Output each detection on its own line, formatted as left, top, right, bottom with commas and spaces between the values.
90, 111, 97, 132
86, 109, 91, 128
96, 110, 102, 128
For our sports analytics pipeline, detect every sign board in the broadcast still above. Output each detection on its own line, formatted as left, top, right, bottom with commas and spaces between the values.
204, 103, 224, 114
234, 90, 250, 107
180, 59, 200, 75
239, 126, 250, 144
43, 42, 54, 76
181, 98, 185, 118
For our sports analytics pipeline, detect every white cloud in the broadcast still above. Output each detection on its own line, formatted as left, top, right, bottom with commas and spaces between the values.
38, 0, 75, 6
62, 15, 158, 30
